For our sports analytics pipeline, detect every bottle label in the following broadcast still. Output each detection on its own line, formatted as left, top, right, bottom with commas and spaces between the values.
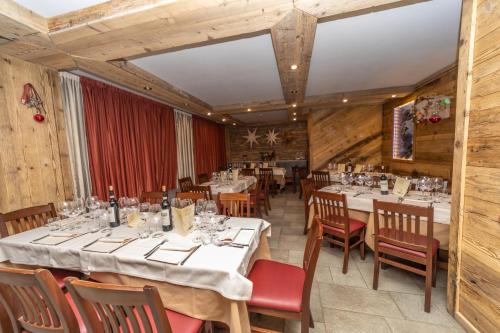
161, 209, 170, 226
380, 180, 389, 193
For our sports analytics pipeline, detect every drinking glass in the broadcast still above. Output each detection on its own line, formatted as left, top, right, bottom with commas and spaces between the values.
56, 201, 72, 219
205, 200, 218, 217
139, 202, 150, 213
137, 219, 150, 239
417, 176, 432, 199
431, 177, 444, 202
150, 215, 162, 235
149, 203, 161, 214
47, 217, 61, 231
364, 175, 374, 192
340, 173, 349, 192
355, 174, 365, 190
128, 197, 140, 210
195, 199, 206, 216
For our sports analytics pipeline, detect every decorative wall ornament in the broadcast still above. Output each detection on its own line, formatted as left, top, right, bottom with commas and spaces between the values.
414, 95, 451, 124
265, 128, 279, 146
21, 83, 46, 122
243, 128, 260, 148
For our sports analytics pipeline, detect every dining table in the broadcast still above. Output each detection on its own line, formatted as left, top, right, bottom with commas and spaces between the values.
0, 215, 271, 333
202, 175, 257, 195
308, 185, 452, 251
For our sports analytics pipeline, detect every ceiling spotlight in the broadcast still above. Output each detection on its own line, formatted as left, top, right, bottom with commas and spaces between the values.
222, 118, 227, 122
292, 103, 297, 108
143, 85, 152, 91
290, 64, 298, 70
293, 112, 297, 116
247, 108, 252, 112
232, 122, 236, 126
391, 94, 397, 98
293, 118, 297, 121
342, 98, 349, 103
207, 112, 212, 116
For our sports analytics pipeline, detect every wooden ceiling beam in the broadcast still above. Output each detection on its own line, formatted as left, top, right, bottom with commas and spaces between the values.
270, 9, 317, 121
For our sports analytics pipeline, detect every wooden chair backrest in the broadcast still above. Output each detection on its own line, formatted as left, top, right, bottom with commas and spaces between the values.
175, 192, 206, 202
373, 200, 434, 255
178, 177, 194, 192
0, 267, 79, 333
65, 278, 173, 333
197, 173, 209, 184
241, 168, 256, 177
190, 185, 212, 200
0, 203, 56, 238
140, 191, 163, 204
313, 190, 350, 234
293, 166, 308, 179
301, 179, 315, 205
301, 219, 323, 308
217, 193, 251, 217
311, 170, 331, 189
258, 168, 274, 180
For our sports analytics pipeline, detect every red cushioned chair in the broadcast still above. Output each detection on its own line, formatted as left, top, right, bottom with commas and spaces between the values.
372, 199, 438, 313
65, 277, 204, 333
313, 190, 366, 274
0, 267, 85, 333
247, 219, 323, 333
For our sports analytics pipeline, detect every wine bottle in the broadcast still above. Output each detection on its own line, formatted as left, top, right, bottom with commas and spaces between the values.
380, 166, 389, 195
108, 185, 120, 228
161, 185, 172, 232
228, 162, 232, 173
347, 159, 353, 173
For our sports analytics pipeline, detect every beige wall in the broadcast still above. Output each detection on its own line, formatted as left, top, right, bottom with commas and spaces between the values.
382, 67, 458, 180
307, 104, 383, 170
0, 53, 73, 212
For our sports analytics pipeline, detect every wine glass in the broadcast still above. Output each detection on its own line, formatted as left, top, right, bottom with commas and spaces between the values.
195, 199, 206, 216
56, 201, 72, 219
364, 175, 374, 193
355, 174, 365, 191
431, 177, 444, 202
417, 176, 432, 200
205, 200, 218, 217
340, 173, 349, 192
139, 202, 150, 213
47, 217, 61, 231
86, 196, 100, 232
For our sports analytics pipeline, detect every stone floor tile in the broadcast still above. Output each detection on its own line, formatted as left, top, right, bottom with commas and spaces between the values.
323, 308, 392, 333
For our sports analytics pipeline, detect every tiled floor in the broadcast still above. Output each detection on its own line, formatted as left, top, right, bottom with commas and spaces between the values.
252, 190, 464, 333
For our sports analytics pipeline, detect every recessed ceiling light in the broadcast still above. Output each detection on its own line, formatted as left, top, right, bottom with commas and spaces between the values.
232, 122, 236, 126
247, 108, 252, 112
391, 94, 397, 98
207, 112, 212, 116
222, 118, 226, 122
293, 112, 297, 116
292, 103, 297, 108
342, 98, 349, 103
290, 64, 298, 70
293, 118, 297, 121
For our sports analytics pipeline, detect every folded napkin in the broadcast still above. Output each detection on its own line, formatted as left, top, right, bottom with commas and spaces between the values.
232, 229, 255, 246
219, 228, 241, 242
99, 237, 131, 243
48, 232, 78, 237
160, 241, 197, 252
148, 249, 192, 265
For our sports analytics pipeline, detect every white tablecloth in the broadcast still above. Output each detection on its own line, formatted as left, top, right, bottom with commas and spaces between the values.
202, 176, 256, 195
0, 217, 270, 301
310, 185, 451, 224
255, 167, 286, 177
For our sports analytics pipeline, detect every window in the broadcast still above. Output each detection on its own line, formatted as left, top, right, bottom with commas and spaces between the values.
393, 101, 415, 161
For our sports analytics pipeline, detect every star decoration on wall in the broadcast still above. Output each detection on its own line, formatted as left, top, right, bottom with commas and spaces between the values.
265, 128, 280, 146
243, 128, 260, 149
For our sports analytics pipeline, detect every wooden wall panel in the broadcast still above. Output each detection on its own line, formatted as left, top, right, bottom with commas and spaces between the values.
382, 68, 458, 180
0, 53, 72, 212
449, 0, 500, 331
308, 105, 382, 170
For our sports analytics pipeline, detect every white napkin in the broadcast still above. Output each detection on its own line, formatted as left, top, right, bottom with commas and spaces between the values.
219, 228, 241, 242
232, 229, 255, 246
48, 232, 78, 237
98, 237, 131, 243
160, 241, 197, 252
83, 237, 133, 253
148, 249, 191, 265
33, 233, 79, 245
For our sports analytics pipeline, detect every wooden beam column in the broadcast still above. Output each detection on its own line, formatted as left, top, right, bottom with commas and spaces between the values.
270, 9, 317, 120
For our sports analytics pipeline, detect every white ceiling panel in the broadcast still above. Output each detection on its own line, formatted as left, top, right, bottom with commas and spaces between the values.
232, 110, 289, 124
132, 34, 283, 106
306, 0, 461, 96
14, 0, 108, 17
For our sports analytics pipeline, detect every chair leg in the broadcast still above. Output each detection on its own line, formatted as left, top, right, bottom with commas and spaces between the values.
309, 310, 314, 328
342, 240, 350, 274
299, 186, 303, 199
359, 229, 366, 260
432, 253, 438, 288
266, 195, 272, 211
301, 311, 310, 333
262, 199, 268, 215
373, 253, 380, 290
424, 267, 432, 313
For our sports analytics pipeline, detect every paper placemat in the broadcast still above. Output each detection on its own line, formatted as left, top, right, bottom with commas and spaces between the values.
232, 229, 255, 246
147, 245, 199, 265
31, 232, 81, 246
83, 237, 135, 253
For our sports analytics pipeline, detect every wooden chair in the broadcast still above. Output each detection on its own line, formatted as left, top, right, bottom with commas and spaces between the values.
190, 185, 213, 200
313, 191, 366, 274
294, 166, 308, 196
301, 178, 315, 235
241, 168, 256, 177
0, 203, 56, 238
249, 177, 268, 217
217, 193, 251, 217
257, 173, 272, 212
247, 219, 323, 333
175, 192, 206, 202
178, 177, 194, 192
197, 173, 209, 184
140, 191, 163, 204
0, 204, 82, 288
311, 170, 331, 189
64, 277, 203, 333
259, 168, 277, 197
372, 200, 438, 313
0, 267, 84, 333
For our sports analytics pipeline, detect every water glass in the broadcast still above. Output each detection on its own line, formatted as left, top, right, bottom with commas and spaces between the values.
364, 175, 374, 192
139, 202, 150, 213
205, 200, 218, 217
47, 217, 61, 231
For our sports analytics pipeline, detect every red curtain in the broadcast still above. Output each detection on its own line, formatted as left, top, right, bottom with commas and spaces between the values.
81, 77, 177, 199
192, 116, 227, 177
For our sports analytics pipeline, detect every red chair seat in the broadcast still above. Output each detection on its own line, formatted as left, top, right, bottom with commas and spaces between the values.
378, 228, 439, 258
247, 259, 305, 313
322, 218, 366, 235
65, 292, 88, 333
51, 268, 82, 289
